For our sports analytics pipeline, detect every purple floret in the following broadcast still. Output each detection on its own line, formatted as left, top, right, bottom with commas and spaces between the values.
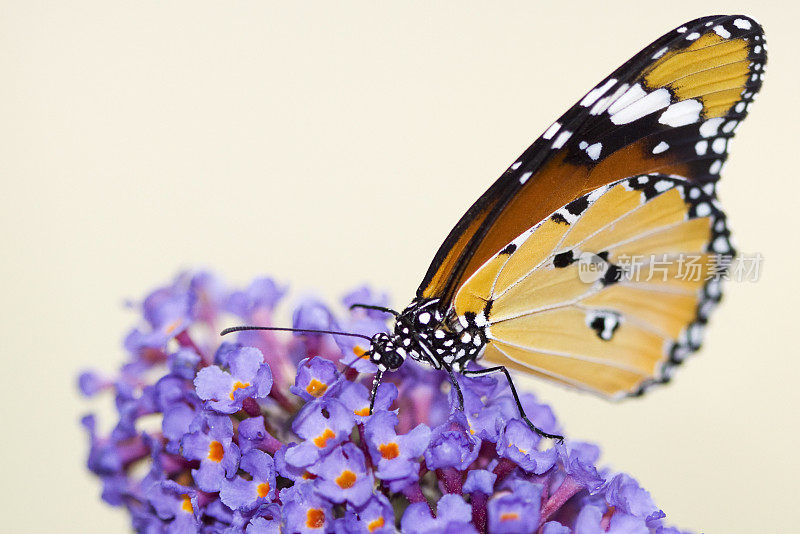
219, 450, 277, 511
194, 346, 272, 414
425, 412, 482, 471
487, 479, 543, 534
290, 357, 341, 401
365, 410, 431, 491
402, 494, 478, 534
309, 442, 374, 507
79, 270, 700, 533
496, 419, 557, 475
283, 398, 354, 468
180, 414, 240, 492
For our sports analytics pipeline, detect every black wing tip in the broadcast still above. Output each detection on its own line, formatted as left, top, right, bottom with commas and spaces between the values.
671, 15, 766, 45
680, 14, 763, 28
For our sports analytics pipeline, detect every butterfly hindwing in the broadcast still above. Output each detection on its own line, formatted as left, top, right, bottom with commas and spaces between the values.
453, 175, 732, 398
419, 15, 764, 309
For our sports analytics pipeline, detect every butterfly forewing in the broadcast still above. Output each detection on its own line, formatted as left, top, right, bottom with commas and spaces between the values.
419, 15, 764, 310
453, 175, 731, 398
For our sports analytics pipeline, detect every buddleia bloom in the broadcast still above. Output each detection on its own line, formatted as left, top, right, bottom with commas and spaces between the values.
79, 270, 694, 533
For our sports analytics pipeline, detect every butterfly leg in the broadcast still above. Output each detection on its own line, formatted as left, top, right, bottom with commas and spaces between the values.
368, 369, 384, 414
462, 365, 564, 442
443, 363, 466, 411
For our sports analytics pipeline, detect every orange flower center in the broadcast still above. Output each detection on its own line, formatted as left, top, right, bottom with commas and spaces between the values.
207, 440, 224, 462
500, 512, 520, 522
335, 469, 357, 489
367, 516, 385, 532
354, 407, 370, 417
302, 471, 317, 480
378, 442, 400, 460
508, 443, 527, 455
305, 379, 328, 397
313, 428, 335, 448
256, 482, 270, 498
306, 508, 325, 528
180, 495, 193, 513
229, 381, 251, 400
165, 319, 183, 334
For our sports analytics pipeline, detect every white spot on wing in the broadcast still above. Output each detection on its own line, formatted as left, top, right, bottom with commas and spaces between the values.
585, 310, 620, 341
689, 323, 705, 346
580, 78, 616, 107
542, 122, 561, 140
713, 236, 730, 253
699, 118, 724, 138
510, 161, 522, 170
722, 121, 738, 133
607, 83, 647, 115
652, 47, 668, 59
610, 88, 671, 125
695, 140, 708, 156
586, 142, 602, 160
551, 130, 572, 149
712, 138, 727, 154
733, 18, 752, 30
658, 99, 702, 127
652, 141, 669, 154
587, 184, 609, 202
696, 202, 711, 217
707, 279, 722, 298
713, 25, 731, 39
677, 26, 687, 33
590, 83, 629, 116
686, 32, 700, 41
654, 180, 673, 192
519, 171, 533, 185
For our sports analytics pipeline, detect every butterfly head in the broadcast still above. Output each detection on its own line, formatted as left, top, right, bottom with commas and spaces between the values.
367, 331, 406, 372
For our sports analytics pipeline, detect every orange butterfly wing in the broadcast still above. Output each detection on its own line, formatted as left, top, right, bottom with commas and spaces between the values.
419, 15, 765, 308
453, 175, 731, 397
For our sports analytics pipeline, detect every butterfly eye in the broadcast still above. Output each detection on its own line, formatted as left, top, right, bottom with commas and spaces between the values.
382, 351, 405, 371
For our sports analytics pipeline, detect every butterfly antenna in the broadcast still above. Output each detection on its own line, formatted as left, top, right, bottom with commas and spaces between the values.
220, 325, 374, 342
340, 355, 362, 376
349, 303, 400, 317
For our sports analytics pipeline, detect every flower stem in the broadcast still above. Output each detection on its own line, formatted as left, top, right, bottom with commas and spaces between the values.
492, 457, 518, 483
355, 424, 374, 471
540, 475, 582, 522
268, 387, 296, 413
470, 492, 488, 533
402, 483, 430, 509
436, 468, 462, 494
175, 330, 205, 362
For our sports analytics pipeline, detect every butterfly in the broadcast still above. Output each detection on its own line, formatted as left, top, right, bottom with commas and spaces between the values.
225, 14, 766, 440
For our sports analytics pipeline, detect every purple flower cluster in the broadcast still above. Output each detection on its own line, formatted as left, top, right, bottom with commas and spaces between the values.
79, 271, 694, 534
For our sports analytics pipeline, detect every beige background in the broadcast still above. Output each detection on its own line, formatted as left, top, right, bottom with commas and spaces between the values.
2, 2, 797, 532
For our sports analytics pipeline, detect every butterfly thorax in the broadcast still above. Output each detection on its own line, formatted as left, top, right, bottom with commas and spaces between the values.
368, 298, 487, 373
